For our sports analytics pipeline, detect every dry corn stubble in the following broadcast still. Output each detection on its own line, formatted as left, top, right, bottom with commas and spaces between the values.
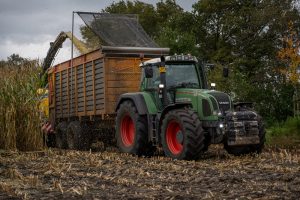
0, 146, 300, 199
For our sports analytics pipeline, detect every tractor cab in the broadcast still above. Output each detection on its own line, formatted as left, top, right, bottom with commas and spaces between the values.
139, 55, 230, 118
140, 55, 204, 90
140, 55, 211, 110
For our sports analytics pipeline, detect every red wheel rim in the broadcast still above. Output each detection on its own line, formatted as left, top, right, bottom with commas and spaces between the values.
120, 114, 135, 147
166, 120, 183, 155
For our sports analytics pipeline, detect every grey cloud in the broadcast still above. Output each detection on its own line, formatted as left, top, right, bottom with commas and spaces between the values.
0, 0, 112, 44
0, 0, 197, 59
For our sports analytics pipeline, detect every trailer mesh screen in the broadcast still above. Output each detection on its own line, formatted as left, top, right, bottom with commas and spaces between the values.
77, 12, 158, 47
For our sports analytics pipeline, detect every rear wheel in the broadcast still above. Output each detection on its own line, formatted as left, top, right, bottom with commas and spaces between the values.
55, 122, 68, 149
116, 101, 153, 156
161, 108, 205, 160
67, 121, 91, 150
224, 117, 265, 156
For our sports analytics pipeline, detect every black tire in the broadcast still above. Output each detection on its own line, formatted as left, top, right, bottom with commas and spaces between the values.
55, 122, 68, 149
67, 121, 91, 150
115, 101, 153, 156
224, 116, 266, 156
251, 116, 266, 153
202, 132, 211, 153
161, 108, 205, 160
46, 134, 56, 147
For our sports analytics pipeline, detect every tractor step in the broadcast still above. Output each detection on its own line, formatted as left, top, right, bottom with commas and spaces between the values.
148, 115, 159, 145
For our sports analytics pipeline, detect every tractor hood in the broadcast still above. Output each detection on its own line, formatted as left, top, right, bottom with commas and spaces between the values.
205, 90, 232, 113
175, 89, 233, 120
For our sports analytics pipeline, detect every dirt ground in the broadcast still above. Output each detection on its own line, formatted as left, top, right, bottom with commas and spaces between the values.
0, 145, 299, 199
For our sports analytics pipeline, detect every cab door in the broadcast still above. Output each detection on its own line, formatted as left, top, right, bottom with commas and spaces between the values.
140, 65, 163, 111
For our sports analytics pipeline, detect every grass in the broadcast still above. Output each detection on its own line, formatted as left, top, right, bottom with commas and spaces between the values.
266, 117, 300, 147
0, 64, 44, 151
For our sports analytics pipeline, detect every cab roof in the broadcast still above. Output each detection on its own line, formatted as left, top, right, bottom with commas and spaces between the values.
140, 55, 198, 67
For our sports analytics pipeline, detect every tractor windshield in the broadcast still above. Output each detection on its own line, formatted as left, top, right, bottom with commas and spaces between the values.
143, 62, 202, 89
165, 63, 200, 88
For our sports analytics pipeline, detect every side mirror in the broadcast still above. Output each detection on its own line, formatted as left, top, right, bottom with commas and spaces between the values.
223, 67, 229, 78
145, 65, 153, 78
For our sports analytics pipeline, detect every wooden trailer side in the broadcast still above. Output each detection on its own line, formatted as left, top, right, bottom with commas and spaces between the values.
48, 48, 161, 127
104, 56, 142, 114
49, 50, 146, 123
48, 50, 106, 123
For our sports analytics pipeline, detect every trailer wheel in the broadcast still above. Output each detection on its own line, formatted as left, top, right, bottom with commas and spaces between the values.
224, 117, 266, 156
46, 134, 56, 147
67, 121, 91, 150
116, 101, 153, 156
55, 122, 68, 149
161, 108, 205, 160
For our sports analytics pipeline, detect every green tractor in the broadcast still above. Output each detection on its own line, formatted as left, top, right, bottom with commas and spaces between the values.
115, 55, 265, 160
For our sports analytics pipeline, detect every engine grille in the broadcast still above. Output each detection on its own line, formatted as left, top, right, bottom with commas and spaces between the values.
208, 91, 231, 113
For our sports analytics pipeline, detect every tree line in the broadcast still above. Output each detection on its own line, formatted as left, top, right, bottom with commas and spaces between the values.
81, 0, 300, 124
0, 54, 37, 67
3, 0, 299, 125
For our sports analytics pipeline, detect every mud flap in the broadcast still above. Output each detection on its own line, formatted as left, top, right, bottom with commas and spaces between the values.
226, 111, 260, 146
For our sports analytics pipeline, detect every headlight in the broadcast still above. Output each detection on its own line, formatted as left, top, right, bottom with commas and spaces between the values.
159, 84, 164, 88
213, 110, 223, 116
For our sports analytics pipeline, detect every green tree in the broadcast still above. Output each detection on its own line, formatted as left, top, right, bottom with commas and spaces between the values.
80, 0, 158, 49
80, 0, 194, 52
0, 54, 37, 68
7, 54, 26, 66
79, 0, 300, 122
278, 22, 300, 87
80, 26, 101, 51
104, 0, 158, 37
155, 1, 197, 54
193, 0, 300, 122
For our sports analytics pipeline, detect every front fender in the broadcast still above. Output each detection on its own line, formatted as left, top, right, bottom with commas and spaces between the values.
159, 102, 192, 128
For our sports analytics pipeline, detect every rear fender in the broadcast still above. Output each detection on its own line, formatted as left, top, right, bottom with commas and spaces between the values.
116, 93, 148, 115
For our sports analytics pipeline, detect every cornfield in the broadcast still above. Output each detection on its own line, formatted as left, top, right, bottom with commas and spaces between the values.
0, 64, 44, 151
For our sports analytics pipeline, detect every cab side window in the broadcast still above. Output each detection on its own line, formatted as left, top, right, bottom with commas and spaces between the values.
145, 66, 160, 89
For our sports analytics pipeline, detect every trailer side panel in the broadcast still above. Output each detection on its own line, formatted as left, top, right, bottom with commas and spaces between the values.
49, 50, 144, 121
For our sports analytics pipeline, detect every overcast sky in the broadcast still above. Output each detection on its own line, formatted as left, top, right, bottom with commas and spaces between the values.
0, 0, 197, 64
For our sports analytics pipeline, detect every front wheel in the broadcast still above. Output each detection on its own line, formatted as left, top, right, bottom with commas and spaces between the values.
115, 101, 153, 156
161, 108, 205, 160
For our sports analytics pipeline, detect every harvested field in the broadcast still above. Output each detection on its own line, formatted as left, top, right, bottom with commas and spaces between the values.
0, 145, 300, 199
